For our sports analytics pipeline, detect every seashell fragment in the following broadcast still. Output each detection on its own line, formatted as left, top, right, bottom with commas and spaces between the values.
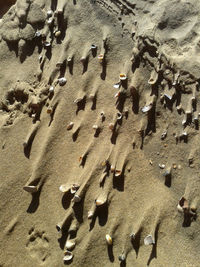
119, 73, 127, 81
159, 164, 165, 169
88, 209, 95, 219
142, 104, 152, 113
161, 131, 167, 140
58, 77, 67, 86
65, 240, 76, 251
35, 31, 41, 37
72, 194, 81, 203
118, 253, 126, 262
144, 235, 155, 245
130, 233, 135, 240
47, 18, 53, 25
47, 10, 53, 17
63, 251, 73, 262
43, 41, 51, 47
105, 234, 112, 245
91, 44, 97, 50
92, 125, 98, 130
148, 70, 158, 85
114, 91, 120, 98
111, 165, 115, 173
70, 184, 80, 194
95, 196, 107, 206
56, 223, 61, 232
55, 30, 61, 37
115, 170, 121, 177
23, 185, 37, 193
117, 112, 122, 121
59, 184, 70, 193
67, 57, 72, 63
100, 111, 105, 118
177, 197, 189, 212
49, 86, 54, 93
113, 82, 121, 89
98, 54, 104, 62
164, 93, 172, 100
176, 104, 182, 111
67, 122, 74, 130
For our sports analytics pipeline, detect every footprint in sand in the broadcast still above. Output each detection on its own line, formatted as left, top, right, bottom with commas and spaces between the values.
26, 228, 50, 263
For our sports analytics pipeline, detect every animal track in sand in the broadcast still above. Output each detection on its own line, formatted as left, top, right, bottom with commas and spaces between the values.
26, 228, 50, 263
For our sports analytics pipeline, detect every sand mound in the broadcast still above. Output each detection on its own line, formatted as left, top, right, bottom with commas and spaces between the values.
0, 0, 199, 266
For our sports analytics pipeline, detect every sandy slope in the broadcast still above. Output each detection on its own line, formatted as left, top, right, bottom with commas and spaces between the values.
0, 0, 200, 266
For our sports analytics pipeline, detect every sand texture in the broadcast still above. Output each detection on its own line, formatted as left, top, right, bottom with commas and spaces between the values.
0, 0, 200, 266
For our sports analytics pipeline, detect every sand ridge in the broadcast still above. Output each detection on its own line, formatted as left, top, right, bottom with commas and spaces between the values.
0, 0, 200, 266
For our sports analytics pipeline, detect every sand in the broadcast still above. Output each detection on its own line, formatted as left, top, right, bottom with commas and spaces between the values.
0, 0, 200, 266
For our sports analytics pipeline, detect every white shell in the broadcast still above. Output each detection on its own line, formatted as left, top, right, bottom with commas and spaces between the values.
91, 44, 97, 49
93, 125, 98, 130
113, 83, 120, 89
88, 210, 94, 219
65, 240, 76, 251
47, 18, 53, 25
144, 235, 154, 245
164, 93, 172, 100
73, 194, 81, 203
49, 86, 54, 93
67, 57, 72, 62
117, 112, 122, 120
70, 184, 80, 194
158, 164, 165, 169
142, 104, 152, 113
58, 77, 67, 86
106, 234, 112, 245
47, 10, 53, 17
56, 223, 61, 232
177, 204, 183, 213
23, 185, 37, 193
95, 198, 106, 207
35, 31, 41, 37
59, 184, 70, 193
119, 74, 127, 81
63, 251, 73, 262
182, 119, 186, 126
115, 170, 121, 177
55, 30, 61, 37
100, 111, 105, 117
44, 41, 51, 47
114, 92, 120, 98
110, 165, 115, 173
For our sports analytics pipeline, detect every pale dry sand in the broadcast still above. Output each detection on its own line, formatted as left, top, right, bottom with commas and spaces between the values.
0, 0, 200, 266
